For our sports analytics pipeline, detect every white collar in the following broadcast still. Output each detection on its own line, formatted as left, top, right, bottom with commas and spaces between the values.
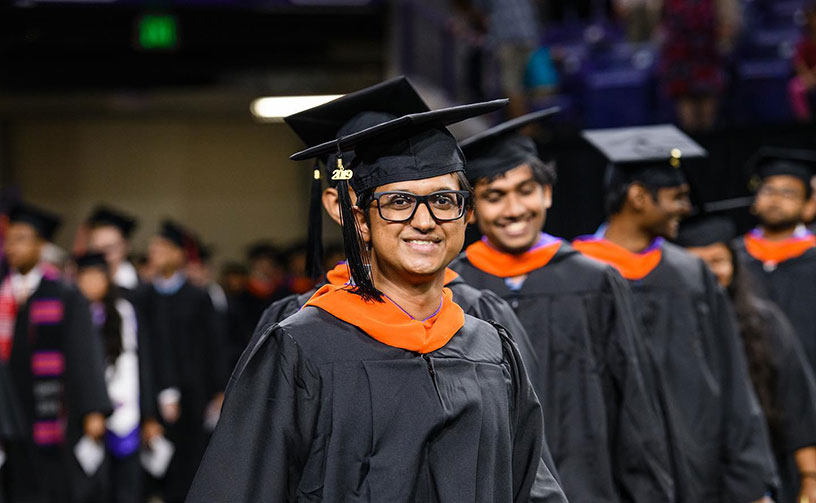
11, 266, 43, 303
113, 261, 139, 290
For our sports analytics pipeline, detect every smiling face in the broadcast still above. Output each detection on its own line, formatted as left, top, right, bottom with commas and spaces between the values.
472, 164, 551, 254
633, 183, 692, 240
357, 173, 470, 285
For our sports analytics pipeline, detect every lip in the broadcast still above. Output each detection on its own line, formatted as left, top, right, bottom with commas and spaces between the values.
402, 237, 443, 252
497, 220, 531, 238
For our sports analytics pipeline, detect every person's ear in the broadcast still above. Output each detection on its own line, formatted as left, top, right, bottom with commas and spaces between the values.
542, 184, 553, 210
354, 206, 371, 244
465, 208, 475, 225
321, 188, 342, 226
628, 184, 650, 212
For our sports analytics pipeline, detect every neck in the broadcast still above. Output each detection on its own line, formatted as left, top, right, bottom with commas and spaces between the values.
759, 224, 798, 241
605, 215, 656, 253
15, 262, 38, 276
371, 263, 445, 321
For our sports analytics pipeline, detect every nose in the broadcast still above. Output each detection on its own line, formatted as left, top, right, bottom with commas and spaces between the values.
504, 193, 527, 219
410, 201, 437, 232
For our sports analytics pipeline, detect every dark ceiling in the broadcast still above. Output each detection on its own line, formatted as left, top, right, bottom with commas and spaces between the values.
0, 3, 388, 98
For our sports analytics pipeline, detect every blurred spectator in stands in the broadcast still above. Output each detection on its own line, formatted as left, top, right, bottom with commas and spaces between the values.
660, 0, 740, 131
790, 2, 816, 122
543, 0, 599, 22
474, 0, 541, 118
613, 0, 662, 42
449, 0, 488, 100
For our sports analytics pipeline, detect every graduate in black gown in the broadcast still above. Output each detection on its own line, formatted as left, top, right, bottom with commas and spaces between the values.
573, 125, 778, 503
1, 203, 111, 503
238, 77, 539, 390
187, 91, 566, 503
449, 111, 673, 503
142, 221, 227, 503
733, 149, 816, 375
86, 206, 142, 296
677, 214, 816, 503
75, 253, 163, 503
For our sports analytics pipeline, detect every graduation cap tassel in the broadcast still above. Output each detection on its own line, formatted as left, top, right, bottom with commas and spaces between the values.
334, 155, 381, 302
305, 163, 324, 280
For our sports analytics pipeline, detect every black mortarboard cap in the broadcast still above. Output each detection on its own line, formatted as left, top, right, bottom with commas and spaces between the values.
158, 220, 187, 249
8, 203, 62, 241
748, 147, 816, 187
290, 97, 509, 301
291, 99, 509, 189
87, 205, 138, 238
459, 107, 560, 182
583, 124, 708, 188
74, 252, 109, 271
285, 77, 431, 280
285, 76, 430, 163
675, 215, 738, 248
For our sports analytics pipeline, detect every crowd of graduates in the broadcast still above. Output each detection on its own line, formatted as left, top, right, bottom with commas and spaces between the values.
2, 76, 816, 503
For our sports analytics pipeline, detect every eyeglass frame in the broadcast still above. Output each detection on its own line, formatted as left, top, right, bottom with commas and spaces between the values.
362, 190, 472, 223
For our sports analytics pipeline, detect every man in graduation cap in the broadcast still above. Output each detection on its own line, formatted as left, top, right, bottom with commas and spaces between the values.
141, 220, 227, 503
572, 125, 778, 503
86, 205, 141, 295
0, 202, 111, 503
240, 77, 539, 392
187, 92, 567, 502
677, 212, 816, 503
734, 148, 816, 374
449, 110, 674, 503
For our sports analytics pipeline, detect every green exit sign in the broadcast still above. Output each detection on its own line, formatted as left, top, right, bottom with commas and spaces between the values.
137, 14, 178, 51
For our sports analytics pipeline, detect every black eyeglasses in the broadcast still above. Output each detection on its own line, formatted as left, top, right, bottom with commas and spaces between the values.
366, 190, 471, 223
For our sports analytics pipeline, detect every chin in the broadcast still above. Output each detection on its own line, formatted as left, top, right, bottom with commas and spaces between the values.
492, 232, 538, 254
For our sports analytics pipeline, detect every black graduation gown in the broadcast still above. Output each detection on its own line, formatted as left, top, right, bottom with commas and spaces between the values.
735, 241, 816, 373
747, 297, 816, 503
232, 275, 539, 403
594, 242, 778, 503
5, 278, 111, 503
450, 243, 674, 503
188, 306, 567, 503
0, 359, 24, 441
141, 280, 228, 502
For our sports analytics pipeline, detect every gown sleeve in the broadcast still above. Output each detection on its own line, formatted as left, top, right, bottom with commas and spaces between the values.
765, 303, 816, 455
198, 290, 229, 397
225, 293, 308, 398
186, 324, 322, 503
492, 322, 568, 503
708, 269, 779, 502
601, 269, 675, 502
64, 286, 112, 421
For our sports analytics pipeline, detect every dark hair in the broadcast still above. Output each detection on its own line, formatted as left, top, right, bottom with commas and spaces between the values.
99, 272, 124, 366
478, 157, 558, 187
604, 179, 661, 215
725, 243, 782, 448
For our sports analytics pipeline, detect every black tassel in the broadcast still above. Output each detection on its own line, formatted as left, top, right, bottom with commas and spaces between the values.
335, 157, 381, 302
305, 164, 324, 280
